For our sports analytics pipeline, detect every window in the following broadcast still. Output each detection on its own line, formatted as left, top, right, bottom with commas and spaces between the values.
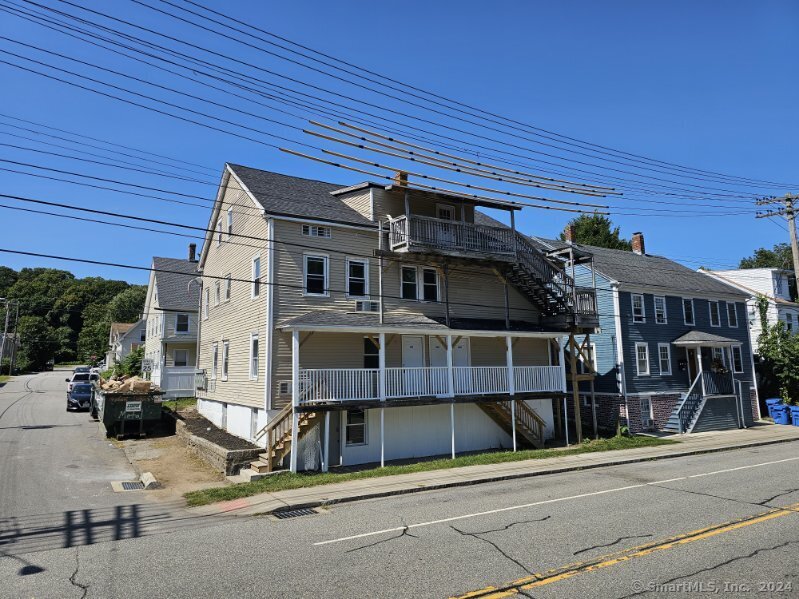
640, 397, 654, 428
302, 224, 331, 238
712, 347, 726, 368
216, 219, 222, 245
422, 268, 439, 302
727, 302, 738, 328
252, 255, 261, 298
211, 343, 218, 379
632, 294, 645, 323
364, 337, 379, 369
226, 207, 233, 237
346, 258, 368, 297
775, 275, 783, 296
345, 409, 367, 445
249, 333, 259, 380
140, 330, 146, 342
654, 296, 667, 324
203, 289, 209, 320
173, 349, 188, 367
683, 298, 695, 326
176, 313, 189, 333
657, 343, 671, 376
731, 346, 744, 373
635, 343, 650, 376
214, 281, 221, 306
785, 313, 793, 332
224, 274, 231, 301
221, 341, 229, 381
304, 255, 328, 296
709, 301, 721, 327
401, 266, 417, 300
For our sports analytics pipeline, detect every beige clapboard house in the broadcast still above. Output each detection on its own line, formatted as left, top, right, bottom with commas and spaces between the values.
196, 164, 598, 473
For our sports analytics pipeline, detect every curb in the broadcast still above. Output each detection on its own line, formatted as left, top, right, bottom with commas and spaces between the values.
239, 434, 799, 516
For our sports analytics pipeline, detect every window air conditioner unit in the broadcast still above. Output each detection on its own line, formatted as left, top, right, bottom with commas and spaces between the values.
355, 300, 380, 313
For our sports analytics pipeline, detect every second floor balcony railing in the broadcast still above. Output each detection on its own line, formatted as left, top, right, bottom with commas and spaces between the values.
389, 214, 516, 258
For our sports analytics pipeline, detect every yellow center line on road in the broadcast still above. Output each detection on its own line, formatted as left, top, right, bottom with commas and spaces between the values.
451, 501, 799, 599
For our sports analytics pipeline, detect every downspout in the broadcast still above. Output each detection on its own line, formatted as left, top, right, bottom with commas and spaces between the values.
611, 283, 629, 427
264, 217, 275, 412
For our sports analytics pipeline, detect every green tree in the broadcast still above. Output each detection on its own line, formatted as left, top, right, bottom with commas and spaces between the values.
118, 345, 144, 376
106, 286, 147, 322
16, 315, 58, 371
0, 266, 18, 297
756, 296, 799, 403
740, 243, 794, 269
558, 214, 632, 250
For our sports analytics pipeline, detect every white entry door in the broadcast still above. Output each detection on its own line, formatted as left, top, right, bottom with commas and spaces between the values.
435, 204, 456, 247
402, 336, 425, 395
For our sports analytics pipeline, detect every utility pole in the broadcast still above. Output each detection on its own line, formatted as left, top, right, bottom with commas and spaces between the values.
756, 193, 799, 279
0, 298, 9, 372
9, 301, 19, 374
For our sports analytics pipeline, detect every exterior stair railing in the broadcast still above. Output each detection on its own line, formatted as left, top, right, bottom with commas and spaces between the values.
676, 373, 703, 434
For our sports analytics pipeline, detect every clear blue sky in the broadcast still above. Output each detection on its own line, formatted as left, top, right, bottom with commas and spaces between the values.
1, 0, 797, 284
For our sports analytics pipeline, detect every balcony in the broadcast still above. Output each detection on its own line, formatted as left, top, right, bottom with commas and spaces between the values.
388, 214, 517, 261
297, 365, 563, 405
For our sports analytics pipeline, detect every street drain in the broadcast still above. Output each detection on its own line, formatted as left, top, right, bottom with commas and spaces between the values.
112, 481, 146, 492
272, 508, 318, 520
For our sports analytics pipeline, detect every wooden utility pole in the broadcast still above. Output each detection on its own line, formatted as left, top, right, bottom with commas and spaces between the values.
756, 194, 799, 278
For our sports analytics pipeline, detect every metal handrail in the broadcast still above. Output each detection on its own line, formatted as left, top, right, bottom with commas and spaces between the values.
676, 373, 703, 433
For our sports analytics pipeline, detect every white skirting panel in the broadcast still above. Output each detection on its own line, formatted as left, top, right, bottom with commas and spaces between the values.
197, 398, 224, 428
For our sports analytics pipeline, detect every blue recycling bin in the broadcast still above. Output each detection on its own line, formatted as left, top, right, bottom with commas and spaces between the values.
766, 398, 783, 420
772, 404, 791, 425
789, 406, 799, 427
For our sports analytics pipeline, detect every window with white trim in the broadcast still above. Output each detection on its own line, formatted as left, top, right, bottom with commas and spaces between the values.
173, 349, 188, 367
421, 268, 439, 302
224, 274, 231, 301
346, 258, 368, 297
731, 346, 744, 373
249, 333, 259, 380
654, 296, 667, 324
401, 266, 417, 300
682, 298, 695, 326
302, 224, 331, 238
632, 294, 645, 323
304, 255, 328, 296
216, 219, 222, 245
712, 347, 726, 368
214, 281, 220, 306
211, 343, 218, 379
345, 409, 367, 445
709, 301, 721, 327
226, 207, 233, 237
221, 341, 229, 381
176, 313, 189, 333
657, 343, 671, 375
635, 342, 650, 376
727, 302, 738, 327
252, 255, 261, 298
203, 288, 209, 320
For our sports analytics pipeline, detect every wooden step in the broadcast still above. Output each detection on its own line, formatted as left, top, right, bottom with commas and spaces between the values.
249, 460, 272, 474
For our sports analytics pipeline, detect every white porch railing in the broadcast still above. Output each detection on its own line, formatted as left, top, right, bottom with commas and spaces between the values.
160, 366, 199, 398
296, 365, 564, 404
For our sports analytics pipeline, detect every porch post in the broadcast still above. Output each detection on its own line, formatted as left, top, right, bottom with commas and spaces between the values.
446, 335, 455, 397
729, 344, 742, 428
380, 407, 385, 468
506, 335, 516, 452
450, 402, 456, 459
379, 332, 387, 467
290, 329, 300, 473
322, 411, 330, 473
697, 346, 705, 396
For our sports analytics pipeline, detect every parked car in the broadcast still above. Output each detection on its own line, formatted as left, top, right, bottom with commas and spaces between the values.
67, 382, 94, 411
66, 372, 99, 392
73, 366, 90, 374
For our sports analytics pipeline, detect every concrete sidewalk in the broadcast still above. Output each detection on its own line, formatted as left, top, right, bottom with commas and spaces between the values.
193, 423, 799, 517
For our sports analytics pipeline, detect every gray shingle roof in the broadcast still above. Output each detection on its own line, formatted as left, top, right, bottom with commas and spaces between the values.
672, 330, 740, 346
228, 164, 376, 227
152, 257, 201, 311
278, 311, 547, 332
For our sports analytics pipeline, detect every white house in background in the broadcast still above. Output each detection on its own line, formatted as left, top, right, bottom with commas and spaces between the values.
106, 319, 146, 367
703, 268, 799, 352
142, 246, 202, 398
195, 163, 599, 475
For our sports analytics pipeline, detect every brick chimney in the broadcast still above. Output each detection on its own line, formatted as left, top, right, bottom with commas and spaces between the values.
188, 243, 197, 262
632, 232, 645, 255
393, 170, 409, 187
564, 224, 576, 243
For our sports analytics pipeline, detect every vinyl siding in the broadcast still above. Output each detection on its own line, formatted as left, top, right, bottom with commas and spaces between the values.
197, 176, 269, 409
371, 187, 476, 223
338, 189, 372, 221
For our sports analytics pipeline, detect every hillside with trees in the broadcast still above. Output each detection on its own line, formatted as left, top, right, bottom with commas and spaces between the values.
0, 266, 145, 371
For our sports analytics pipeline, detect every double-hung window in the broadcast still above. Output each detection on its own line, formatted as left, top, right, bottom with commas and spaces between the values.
176, 313, 189, 334
214, 281, 221, 306
635, 342, 650, 376
203, 288, 209, 320
654, 296, 667, 324
221, 341, 229, 381
401, 266, 417, 300
632, 294, 646, 323
249, 333, 259, 380
421, 268, 439, 302
726, 302, 738, 327
216, 219, 222, 245
224, 274, 231, 301
226, 207, 233, 238
731, 346, 744, 373
345, 409, 367, 445
683, 298, 695, 326
252, 255, 261, 298
304, 255, 328, 296
346, 258, 368, 297
211, 343, 218, 379
709, 301, 721, 327
657, 343, 671, 375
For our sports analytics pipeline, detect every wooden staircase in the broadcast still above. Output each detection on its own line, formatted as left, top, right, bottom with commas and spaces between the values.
478, 399, 547, 449
250, 404, 319, 473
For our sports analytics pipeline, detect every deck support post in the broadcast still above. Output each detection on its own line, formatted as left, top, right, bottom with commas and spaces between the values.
563, 396, 569, 446
506, 336, 516, 451
290, 329, 300, 473
322, 411, 330, 473
450, 403, 456, 459
380, 407, 385, 468
379, 332, 387, 467
569, 333, 583, 443
446, 335, 455, 397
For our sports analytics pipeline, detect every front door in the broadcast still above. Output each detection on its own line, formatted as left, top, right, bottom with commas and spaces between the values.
686, 348, 698, 384
402, 335, 425, 395
435, 204, 456, 247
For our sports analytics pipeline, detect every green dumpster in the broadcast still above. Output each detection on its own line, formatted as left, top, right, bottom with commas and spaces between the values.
92, 386, 164, 439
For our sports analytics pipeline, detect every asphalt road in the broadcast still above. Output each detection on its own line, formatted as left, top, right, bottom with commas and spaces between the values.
2, 372, 799, 598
